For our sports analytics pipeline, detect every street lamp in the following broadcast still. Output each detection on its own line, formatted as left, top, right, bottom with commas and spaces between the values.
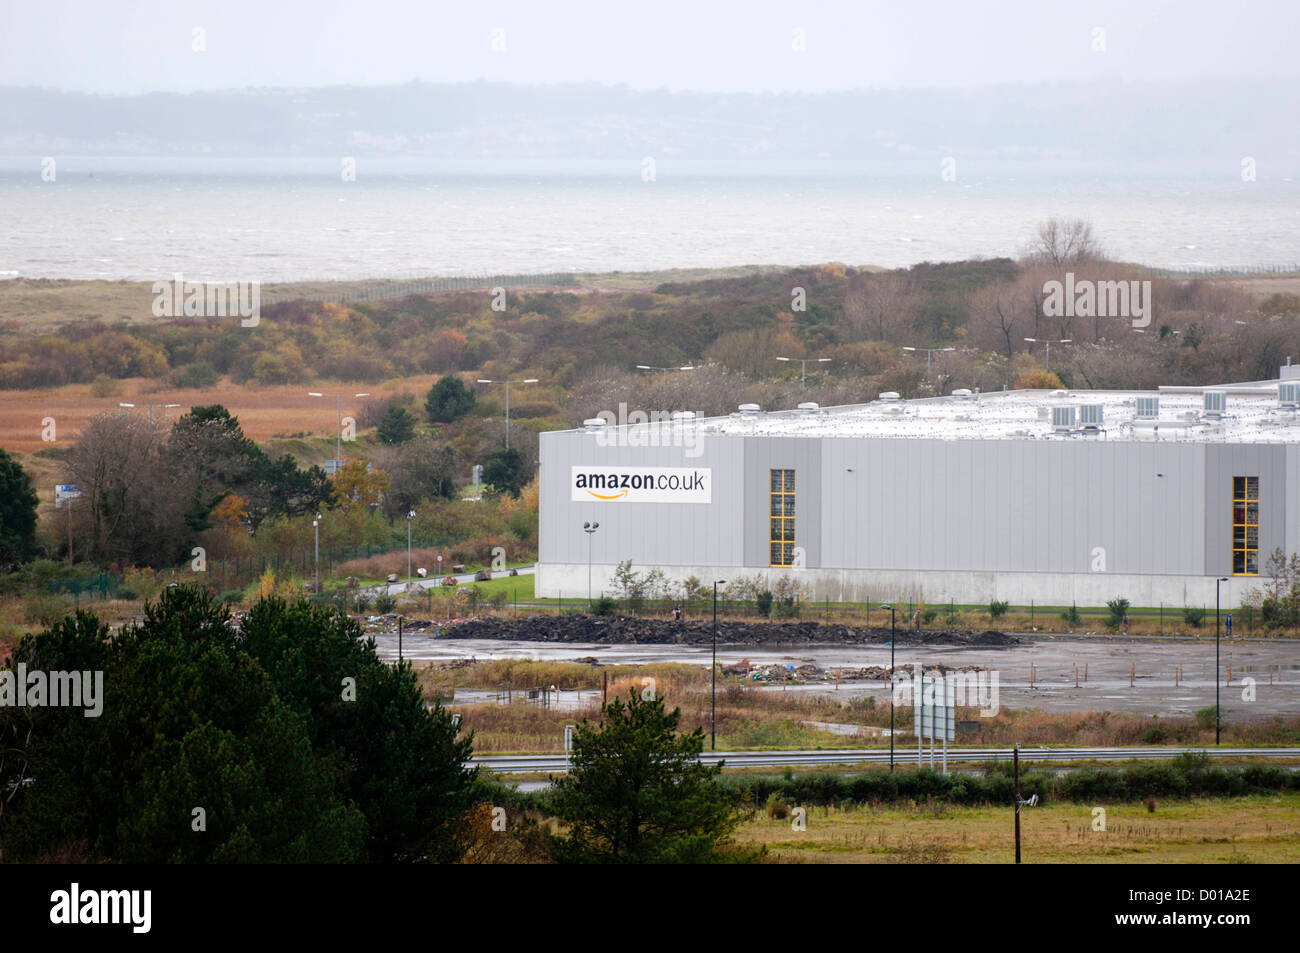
307, 391, 370, 469
312, 512, 322, 594
900, 347, 954, 374
1216, 576, 1229, 744
635, 364, 695, 388
119, 402, 183, 424
583, 522, 599, 607
775, 356, 831, 388
880, 603, 897, 771
712, 579, 726, 750
407, 510, 416, 587
1023, 338, 1071, 372
475, 378, 538, 450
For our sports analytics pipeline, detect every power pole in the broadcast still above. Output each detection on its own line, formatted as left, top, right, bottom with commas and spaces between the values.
1014, 743, 1022, 864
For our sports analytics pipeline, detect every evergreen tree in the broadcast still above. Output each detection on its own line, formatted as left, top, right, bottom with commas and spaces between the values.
425, 375, 477, 423
0, 448, 39, 571
377, 403, 417, 444
549, 689, 754, 864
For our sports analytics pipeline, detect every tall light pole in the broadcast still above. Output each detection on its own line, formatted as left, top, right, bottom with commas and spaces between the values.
712, 579, 726, 750
775, 356, 831, 388
1216, 576, 1229, 744
900, 347, 954, 374
475, 378, 538, 450
308, 391, 370, 469
636, 364, 695, 388
312, 512, 322, 594
1023, 338, 1071, 373
407, 510, 416, 587
119, 402, 183, 424
583, 521, 599, 607
880, 603, 897, 771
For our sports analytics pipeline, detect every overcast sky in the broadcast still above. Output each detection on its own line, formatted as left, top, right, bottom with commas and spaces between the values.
3, 0, 1296, 94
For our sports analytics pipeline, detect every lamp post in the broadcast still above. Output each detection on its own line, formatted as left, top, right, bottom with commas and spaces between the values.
900, 347, 954, 374
1216, 576, 1229, 744
636, 364, 695, 388
712, 579, 726, 750
1023, 338, 1071, 373
775, 356, 831, 388
475, 378, 538, 449
880, 603, 897, 771
583, 522, 599, 607
407, 510, 416, 587
119, 402, 183, 424
307, 391, 370, 468
312, 512, 322, 594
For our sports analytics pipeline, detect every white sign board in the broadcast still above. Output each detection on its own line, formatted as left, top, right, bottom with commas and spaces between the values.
54, 484, 82, 508
570, 466, 711, 504
914, 673, 956, 742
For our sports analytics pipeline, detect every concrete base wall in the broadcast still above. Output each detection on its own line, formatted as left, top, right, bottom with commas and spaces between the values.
536, 562, 1260, 609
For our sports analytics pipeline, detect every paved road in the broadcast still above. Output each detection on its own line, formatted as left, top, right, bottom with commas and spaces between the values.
473, 745, 1300, 775
365, 564, 534, 597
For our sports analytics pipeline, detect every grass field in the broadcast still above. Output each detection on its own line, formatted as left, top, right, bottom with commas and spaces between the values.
738, 793, 1300, 863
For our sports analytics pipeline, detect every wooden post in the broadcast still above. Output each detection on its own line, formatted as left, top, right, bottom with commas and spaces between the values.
1074, 665, 1079, 688
1226, 662, 1231, 686
1084, 663, 1088, 682
1130, 663, 1135, 687
1030, 664, 1035, 688
1014, 744, 1022, 865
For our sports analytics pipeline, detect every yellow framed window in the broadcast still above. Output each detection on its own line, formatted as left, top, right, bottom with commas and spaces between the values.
769, 469, 795, 567
1232, 476, 1259, 576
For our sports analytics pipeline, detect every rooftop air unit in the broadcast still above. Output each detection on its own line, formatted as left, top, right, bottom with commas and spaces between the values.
1203, 391, 1227, 418
670, 411, 696, 421
1279, 383, 1300, 409
1078, 404, 1104, 430
738, 403, 761, 414
878, 391, 901, 402
1051, 406, 1077, 433
582, 418, 606, 430
1135, 396, 1159, 419
796, 402, 820, 412
951, 388, 973, 399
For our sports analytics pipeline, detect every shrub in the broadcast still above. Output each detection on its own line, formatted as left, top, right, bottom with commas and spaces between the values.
352, 594, 372, 614
1141, 726, 1169, 744
988, 600, 1009, 619
1183, 607, 1206, 628
115, 586, 140, 601
764, 792, 790, 819
1060, 604, 1081, 626
1106, 597, 1131, 630
1194, 706, 1219, 730
592, 595, 616, 616
374, 593, 397, 613
920, 608, 938, 625
755, 590, 774, 618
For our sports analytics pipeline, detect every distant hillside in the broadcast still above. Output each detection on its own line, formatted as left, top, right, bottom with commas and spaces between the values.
3, 79, 1297, 160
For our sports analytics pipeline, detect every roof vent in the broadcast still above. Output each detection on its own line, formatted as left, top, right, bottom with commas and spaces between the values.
1280, 382, 1300, 409
951, 388, 973, 399
1051, 406, 1077, 433
878, 391, 901, 402
670, 411, 696, 421
796, 401, 820, 412
1135, 396, 1159, 419
738, 403, 761, 414
582, 418, 606, 429
1050, 389, 1068, 398
1078, 404, 1104, 429
1203, 391, 1227, 418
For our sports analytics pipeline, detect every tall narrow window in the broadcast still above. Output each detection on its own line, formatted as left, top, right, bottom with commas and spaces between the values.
769, 469, 795, 567
1232, 476, 1259, 576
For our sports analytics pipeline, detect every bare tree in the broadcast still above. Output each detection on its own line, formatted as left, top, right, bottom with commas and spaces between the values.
1023, 218, 1104, 267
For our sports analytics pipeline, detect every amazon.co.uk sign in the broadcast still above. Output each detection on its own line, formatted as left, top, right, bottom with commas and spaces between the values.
571, 466, 712, 503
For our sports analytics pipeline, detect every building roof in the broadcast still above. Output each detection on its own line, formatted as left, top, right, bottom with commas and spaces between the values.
573, 379, 1300, 444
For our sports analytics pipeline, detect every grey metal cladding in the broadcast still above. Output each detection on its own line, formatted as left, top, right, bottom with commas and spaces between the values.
742, 437, 822, 568
816, 437, 1208, 575
1203, 444, 1287, 577
538, 429, 745, 569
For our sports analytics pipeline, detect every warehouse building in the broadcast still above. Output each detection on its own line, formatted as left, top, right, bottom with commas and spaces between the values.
537, 369, 1300, 607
